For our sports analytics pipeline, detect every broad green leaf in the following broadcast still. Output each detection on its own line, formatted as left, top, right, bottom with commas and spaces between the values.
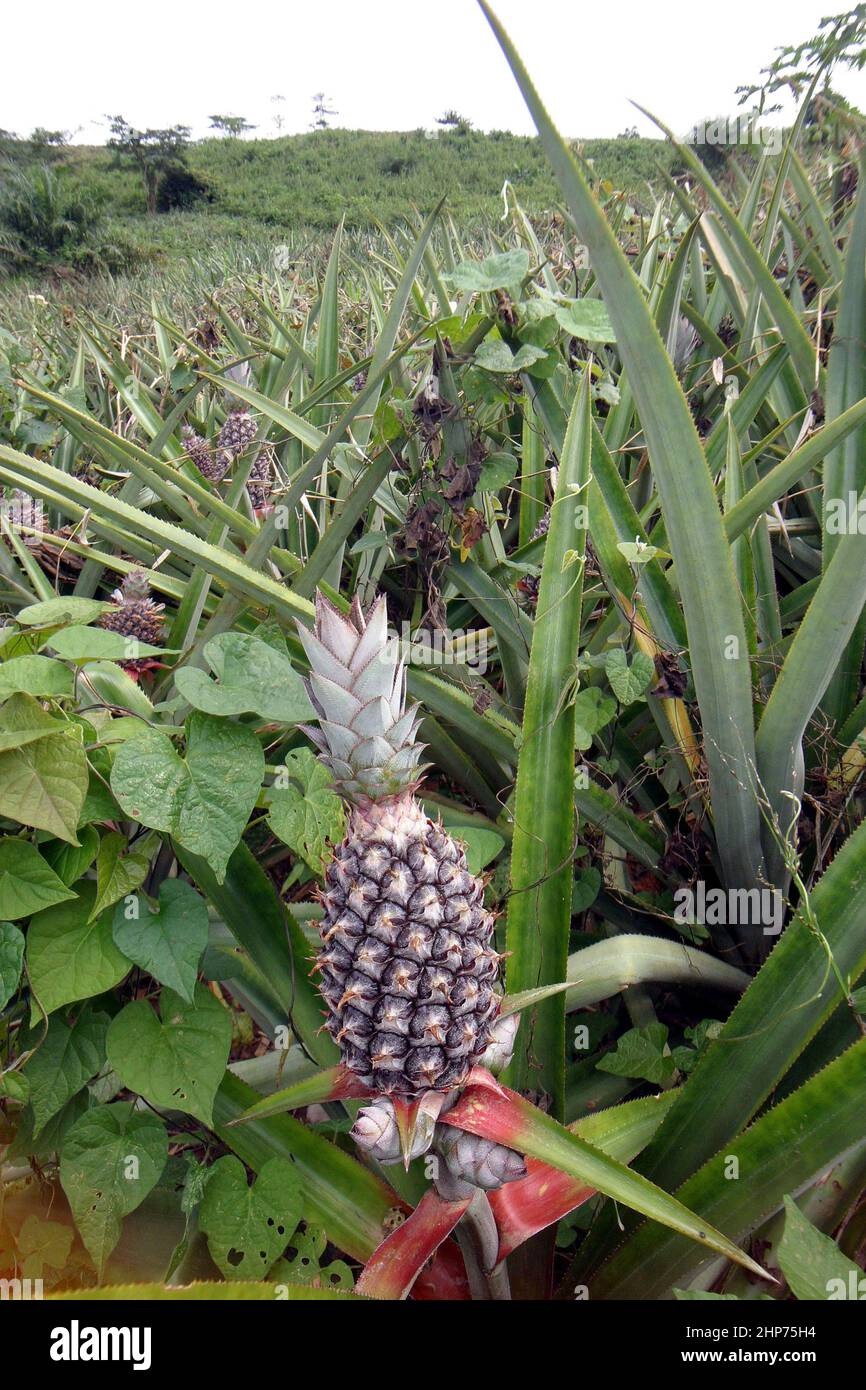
174, 632, 313, 724
0, 920, 25, 1010
474, 338, 547, 373
111, 879, 208, 1003
49, 626, 164, 662
199, 1155, 303, 1281
42, 824, 100, 886
106, 985, 232, 1126
267, 748, 345, 875
0, 693, 63, 753
447, 248, 529, 292
60, 1103, 168, 1275
17, 597, 108, 627
551, 297, 616, 343
0, 713, 88, 844
456, 827, 505, 875
26, 885, 130, 1020
604, 649, 655, 705
597, 1024, 677, 1086
110, 714, 264, 882
22, 1008, 109, 1134
15, 1216, 74, 1279
573, 686, 617, 750
0, 838, 76, 919
90, 830, 149, 921
477, 451, 518, 492
777, 1196, 863, 1302
0, 655, 72, 699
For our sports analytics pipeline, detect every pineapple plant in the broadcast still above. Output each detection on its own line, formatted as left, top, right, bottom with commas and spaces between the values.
296, 590, 501, 1098
98, 568, 166, 664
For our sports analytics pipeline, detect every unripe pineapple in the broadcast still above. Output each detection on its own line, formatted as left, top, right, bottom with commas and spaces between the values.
297, 592, 501, 1098
181, 425, 227, 482
217, 409, 257, 461
98, 569, 165, 648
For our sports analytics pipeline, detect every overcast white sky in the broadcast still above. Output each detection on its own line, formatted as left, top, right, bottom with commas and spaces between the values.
4, 0, 865, 143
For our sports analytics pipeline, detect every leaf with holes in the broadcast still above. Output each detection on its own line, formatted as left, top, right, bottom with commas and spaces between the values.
199, 1155, 303, 1281
271, 1224, 354, 1291
106, 985, 232, 1125
59, 1103, 168, 1275
266, 748, 345, 874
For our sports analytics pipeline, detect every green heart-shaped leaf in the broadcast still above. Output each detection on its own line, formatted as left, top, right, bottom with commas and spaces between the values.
106, 985, 231, 1125
199, 1155, 303, 1281
175, 632, 313, 725
26, 884, 131, 1021
0, 838, 76, 919
112, 879, 208, 1003
60, 1103, 168, 1275
110, 713, 265, 882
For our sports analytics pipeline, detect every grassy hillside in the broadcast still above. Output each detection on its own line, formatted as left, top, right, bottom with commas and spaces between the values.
7, 127, 673, 230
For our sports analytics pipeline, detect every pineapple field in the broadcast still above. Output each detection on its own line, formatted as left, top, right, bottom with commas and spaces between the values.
2, 0, 866, 1319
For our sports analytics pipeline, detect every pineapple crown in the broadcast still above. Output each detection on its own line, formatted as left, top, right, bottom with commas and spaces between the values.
115, 569, 152, 604
296, 591, 426, 804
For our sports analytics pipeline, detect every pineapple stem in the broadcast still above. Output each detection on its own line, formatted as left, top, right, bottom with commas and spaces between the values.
436, 1171, 511, 1300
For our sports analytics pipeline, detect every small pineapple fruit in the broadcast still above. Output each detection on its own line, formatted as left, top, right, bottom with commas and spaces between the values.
217, 409, 257, 462
436, 1126, 526, 1190
99, 569, 165, 648
296, 592, 501, 1098
181, 425, 227, 482
246, 450, 272, 512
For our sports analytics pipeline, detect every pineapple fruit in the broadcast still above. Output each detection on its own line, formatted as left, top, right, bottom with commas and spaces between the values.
296, 591, 501, 1098
99, 569, 165, 648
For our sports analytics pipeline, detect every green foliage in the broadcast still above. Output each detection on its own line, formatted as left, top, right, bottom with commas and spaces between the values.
0, 6, 864, 1302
